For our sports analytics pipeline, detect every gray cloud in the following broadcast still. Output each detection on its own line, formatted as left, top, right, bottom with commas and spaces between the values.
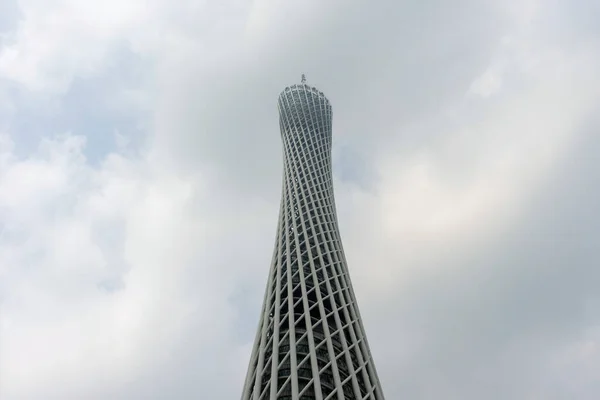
0, 0, 599, 399
367, 126, 600, 399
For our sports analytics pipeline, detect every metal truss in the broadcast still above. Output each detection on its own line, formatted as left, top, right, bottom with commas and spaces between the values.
241, 79, 385, 400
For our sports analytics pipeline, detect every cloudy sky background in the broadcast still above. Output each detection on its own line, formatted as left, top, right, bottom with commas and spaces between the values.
1, 0, 599, 398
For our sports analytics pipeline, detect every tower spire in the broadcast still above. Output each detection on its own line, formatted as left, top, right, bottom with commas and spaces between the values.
301, 73, 306, 84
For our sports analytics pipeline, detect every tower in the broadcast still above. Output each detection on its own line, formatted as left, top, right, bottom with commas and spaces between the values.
241, 77, 385, 400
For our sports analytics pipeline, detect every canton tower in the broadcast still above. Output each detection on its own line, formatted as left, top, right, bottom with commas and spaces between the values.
241, 76, 385, 400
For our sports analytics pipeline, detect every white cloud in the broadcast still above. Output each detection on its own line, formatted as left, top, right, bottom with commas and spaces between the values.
0, 0, 233, 94
0, 133, 241, 398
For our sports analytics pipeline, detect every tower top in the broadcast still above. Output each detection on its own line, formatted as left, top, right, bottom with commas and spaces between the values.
301, 74, 306, 84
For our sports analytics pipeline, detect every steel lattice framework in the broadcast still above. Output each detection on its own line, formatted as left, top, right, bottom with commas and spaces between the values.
241, 78, 385, 400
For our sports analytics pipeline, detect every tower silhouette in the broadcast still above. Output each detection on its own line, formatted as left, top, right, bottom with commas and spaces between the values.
241, 78, 385, 400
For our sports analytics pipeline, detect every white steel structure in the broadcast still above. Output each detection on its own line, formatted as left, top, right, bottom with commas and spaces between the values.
241, 78, 385, 400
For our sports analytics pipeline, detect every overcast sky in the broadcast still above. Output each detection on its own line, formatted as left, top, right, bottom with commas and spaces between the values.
1, 0, 599, 399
